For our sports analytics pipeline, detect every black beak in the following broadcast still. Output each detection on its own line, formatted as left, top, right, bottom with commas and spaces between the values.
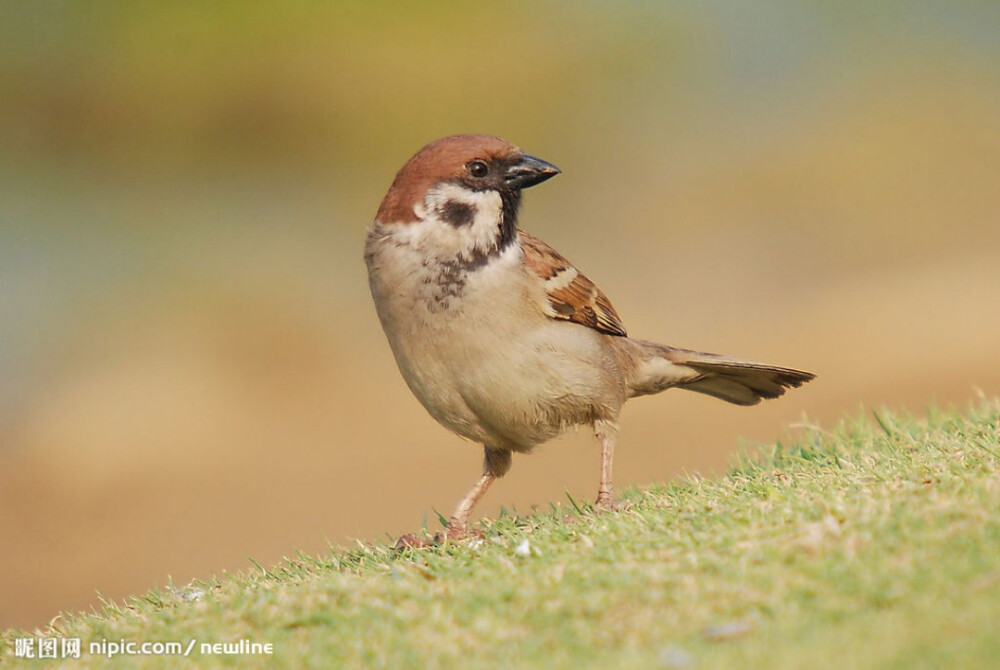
505, 153, 561, 190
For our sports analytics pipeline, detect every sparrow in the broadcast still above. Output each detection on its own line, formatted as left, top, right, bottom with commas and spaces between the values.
365, 134, 814, 539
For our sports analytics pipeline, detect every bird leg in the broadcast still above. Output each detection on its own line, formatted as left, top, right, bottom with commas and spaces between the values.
446, 446, 511, 538
594, 419, 618, 509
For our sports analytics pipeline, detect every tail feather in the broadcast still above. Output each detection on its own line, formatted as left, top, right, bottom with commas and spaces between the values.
618, 339, 815, 406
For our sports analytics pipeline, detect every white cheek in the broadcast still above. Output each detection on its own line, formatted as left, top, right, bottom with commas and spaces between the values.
426, 182, 501, 214
423, 183, 504, 254
464, 190, 504, 247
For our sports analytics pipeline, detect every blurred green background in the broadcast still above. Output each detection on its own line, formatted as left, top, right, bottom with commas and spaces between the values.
2, 1, 998, 629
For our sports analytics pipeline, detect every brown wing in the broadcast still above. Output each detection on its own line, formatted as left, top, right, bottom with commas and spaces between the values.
519, 230, 627, 337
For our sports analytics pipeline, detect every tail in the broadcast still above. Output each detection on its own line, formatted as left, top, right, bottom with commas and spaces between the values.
617, 339, 815, 406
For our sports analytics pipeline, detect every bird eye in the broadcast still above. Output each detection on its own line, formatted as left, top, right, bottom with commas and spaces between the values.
467, 160, 489, 178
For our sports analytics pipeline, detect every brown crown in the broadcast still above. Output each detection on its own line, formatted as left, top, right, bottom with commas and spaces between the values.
375, 134, 522, 224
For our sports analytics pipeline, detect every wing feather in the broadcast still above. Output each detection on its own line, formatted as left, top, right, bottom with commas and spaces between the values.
519, 230, 627, 337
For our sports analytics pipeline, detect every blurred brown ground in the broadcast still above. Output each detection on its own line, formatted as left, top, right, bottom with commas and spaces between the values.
2, 4, 999, 629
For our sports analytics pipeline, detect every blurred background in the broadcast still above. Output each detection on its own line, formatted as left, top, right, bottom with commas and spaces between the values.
2, 1, 998, 629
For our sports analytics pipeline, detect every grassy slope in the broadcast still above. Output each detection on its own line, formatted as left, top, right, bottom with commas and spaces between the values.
3, 400, 999, 668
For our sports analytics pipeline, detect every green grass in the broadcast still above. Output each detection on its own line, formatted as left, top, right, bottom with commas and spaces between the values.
4, 400, 999, 668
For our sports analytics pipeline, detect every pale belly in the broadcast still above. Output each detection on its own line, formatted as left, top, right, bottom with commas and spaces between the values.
392, 315, 619, 451
366, 226, 625, 451
371, 279, 622, 449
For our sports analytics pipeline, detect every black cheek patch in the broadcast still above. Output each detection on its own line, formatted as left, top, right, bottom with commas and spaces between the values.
440, 200, 476, 227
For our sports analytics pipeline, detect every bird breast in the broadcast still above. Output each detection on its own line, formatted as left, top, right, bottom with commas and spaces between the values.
365, 223, 623, 450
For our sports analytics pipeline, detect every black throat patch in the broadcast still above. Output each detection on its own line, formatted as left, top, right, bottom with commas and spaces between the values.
498, 189, 521, 252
